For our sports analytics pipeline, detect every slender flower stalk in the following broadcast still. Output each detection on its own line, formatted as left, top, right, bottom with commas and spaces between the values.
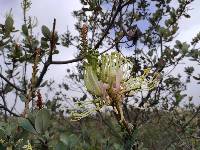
23, 48, 41, 115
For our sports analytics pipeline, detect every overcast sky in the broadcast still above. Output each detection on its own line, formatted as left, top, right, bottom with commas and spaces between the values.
0, 0, 200, 109
0, 0, 82, 78
0, 0, 83, 111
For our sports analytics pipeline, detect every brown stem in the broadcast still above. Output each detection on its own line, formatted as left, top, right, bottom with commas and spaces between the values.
94, 0, 123, 49
0, 104, 20, 117
113, 101, 132, 135
35, 19, 56, 88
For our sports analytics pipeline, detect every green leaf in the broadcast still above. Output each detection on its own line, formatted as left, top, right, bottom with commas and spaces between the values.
5, 122, 17, 137
183, 14, 190, 18
18, 117, 37, 134
22, 24, 28, 36
53, 50, 59, 54
181, 42, 189, 55
32, 40, 39, 49
60, 134, 69, 146
55, 142, 66, 150
41, 25, 51, 39
0, 126, 6, 139
84, 65, 102, 96
184, 66, 194, 76
19, 94, 26, 102
4, 84, 13, 94
60, 134, 78, 147
13, 45, 22, 58
41, 39, 49, 49
0, 144, 5, 150
5, 15, 14, 35
147, 49, 153, 57
35, 109, 51, 133
193, 75, 200, 80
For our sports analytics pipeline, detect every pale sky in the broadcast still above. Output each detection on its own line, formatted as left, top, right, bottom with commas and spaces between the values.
0, 0, 82, 111
0, 0, 200, 110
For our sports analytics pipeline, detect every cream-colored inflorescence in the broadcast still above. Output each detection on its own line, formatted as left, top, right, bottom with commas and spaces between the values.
0, 139, 5, 144
71, 52, 160, 121
22, 140, 32, 150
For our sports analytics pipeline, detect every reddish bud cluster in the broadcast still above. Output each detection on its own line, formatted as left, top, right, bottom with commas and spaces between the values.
36, 90, 43, 109
81, 24, 88, 52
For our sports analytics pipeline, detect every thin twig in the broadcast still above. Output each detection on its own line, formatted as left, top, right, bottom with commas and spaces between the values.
35, 19, 56, 88
0, 104, 20, 117
0, 73, 25, 93
94, 0, 123, 49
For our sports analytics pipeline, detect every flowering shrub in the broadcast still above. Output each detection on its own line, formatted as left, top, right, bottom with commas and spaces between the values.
1, 0, 199, 149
